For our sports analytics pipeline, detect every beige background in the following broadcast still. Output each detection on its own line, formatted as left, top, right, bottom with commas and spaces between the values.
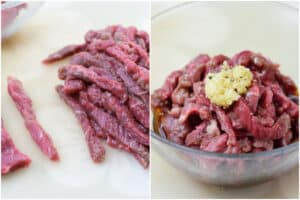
2, 2, 149, 198
151, 1, 299, 199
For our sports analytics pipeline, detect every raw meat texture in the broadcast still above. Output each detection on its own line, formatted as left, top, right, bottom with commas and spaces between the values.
59, 65, 127, 101
2, 123, 31, 174
56, 86, 105, 162
43, 44, 86, 64
79, 91, 149, 168
128, 95, 149, 128
44, 25, 149, 167
86, 85, 149, 145
7, 77, 59, 161
152, 51, 298, 153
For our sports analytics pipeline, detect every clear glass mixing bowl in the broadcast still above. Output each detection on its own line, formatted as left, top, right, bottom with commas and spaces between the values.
151, 1, 299, 186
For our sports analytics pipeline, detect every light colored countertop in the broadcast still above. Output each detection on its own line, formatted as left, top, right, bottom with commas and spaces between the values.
151, 2, 299, 199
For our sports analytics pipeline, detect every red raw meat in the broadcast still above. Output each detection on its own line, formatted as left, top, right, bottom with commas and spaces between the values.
2, 123, 31, 174
7, 76, 59, 161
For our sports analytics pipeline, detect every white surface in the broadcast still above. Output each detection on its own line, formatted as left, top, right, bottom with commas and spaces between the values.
151, 1, 299, 198
2, 2, 149, 198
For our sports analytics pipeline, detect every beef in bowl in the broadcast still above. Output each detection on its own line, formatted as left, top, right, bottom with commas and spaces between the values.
152, 50, 298, 154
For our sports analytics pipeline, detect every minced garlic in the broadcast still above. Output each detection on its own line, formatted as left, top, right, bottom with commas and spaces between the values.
205, 62, 253, 107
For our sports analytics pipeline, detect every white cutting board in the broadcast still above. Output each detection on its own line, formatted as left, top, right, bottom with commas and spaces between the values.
1, 2, 150, 198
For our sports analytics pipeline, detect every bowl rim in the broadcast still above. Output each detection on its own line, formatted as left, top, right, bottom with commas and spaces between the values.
1, 1, 26, 10
152, 1, 298, 21
151, 1, 299, 159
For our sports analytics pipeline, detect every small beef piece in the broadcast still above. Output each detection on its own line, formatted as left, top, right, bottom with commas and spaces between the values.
179, 102, 211, 123
203, 134, 228, 153
106, 135, 130, 152
136, 30, 149, 52
79, 92, 149, 168
238, 138, 252, 153
106, 45, 149, 90
245, 83, 261, 113
151, 70, 183, 107
185, 122, 208, 146
275, 71, 298, 95
84, 26, 116, 43
207, 54, 231, 72
115, 65, 149, 104
7, 77, 59, 161
255, 88, 276, 126
90, 119, 107, 139
271, 84, 299, 118
2, 124, 31, 174
231, 50, 253, 66
56, 85, 105, 162
71, 52, 148, 102
87, 85, 149, 145
106, 135, 149, 168
43, 44, 86, 64
128, 96, 149, 128
70, 52, 110, 69
212, 105, 236, 145
63, 79, 85, 94
127, 41, 149, 69
253, 139, 274, 151
161, 114, 190, 144
251, 114, 291, 140
193, 82, 210, 106
171, 87, 189, 105
87, 39, 115, 53
59, 65, 127, 101
90, 66, 117, 81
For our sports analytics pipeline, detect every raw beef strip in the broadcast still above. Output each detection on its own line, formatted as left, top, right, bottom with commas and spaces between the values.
56, 85, 105, 162
87, 85, 149, 145
128, 95, 149, 128
2, 124, 31, 174
63, 79, 85, 94
78, 92, 149, 168
106, 45, 149, 90
59, 65, 127, 101
43, 44, 86, 64
7, 76, 59, 161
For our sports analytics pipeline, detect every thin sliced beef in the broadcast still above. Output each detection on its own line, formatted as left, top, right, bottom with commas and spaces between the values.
203, 134, 228, 153
42, 25, 149, 167
43, 44, 86, 64
151, 70, 183, 107
212, 105, 236, 145
185, 122, 208, 146
106, 45, 149, 90
7, 77, 59, 161
161, 115, 190, 145
152, 50, 298, 154
128, 96, 149, 128
233, 99, 291, 140
245, 83, 261, 113
2, 124, 31, 174
87, 85, 149, 145
56, 85, 105, 162
63, 79, 85, 95
179, 101, 211, 123
59, 65, 127, 101
78, 91, 149, 168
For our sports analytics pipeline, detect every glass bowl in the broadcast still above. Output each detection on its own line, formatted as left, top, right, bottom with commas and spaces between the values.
151, 1, 298, 186
1, 1, 43, 39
